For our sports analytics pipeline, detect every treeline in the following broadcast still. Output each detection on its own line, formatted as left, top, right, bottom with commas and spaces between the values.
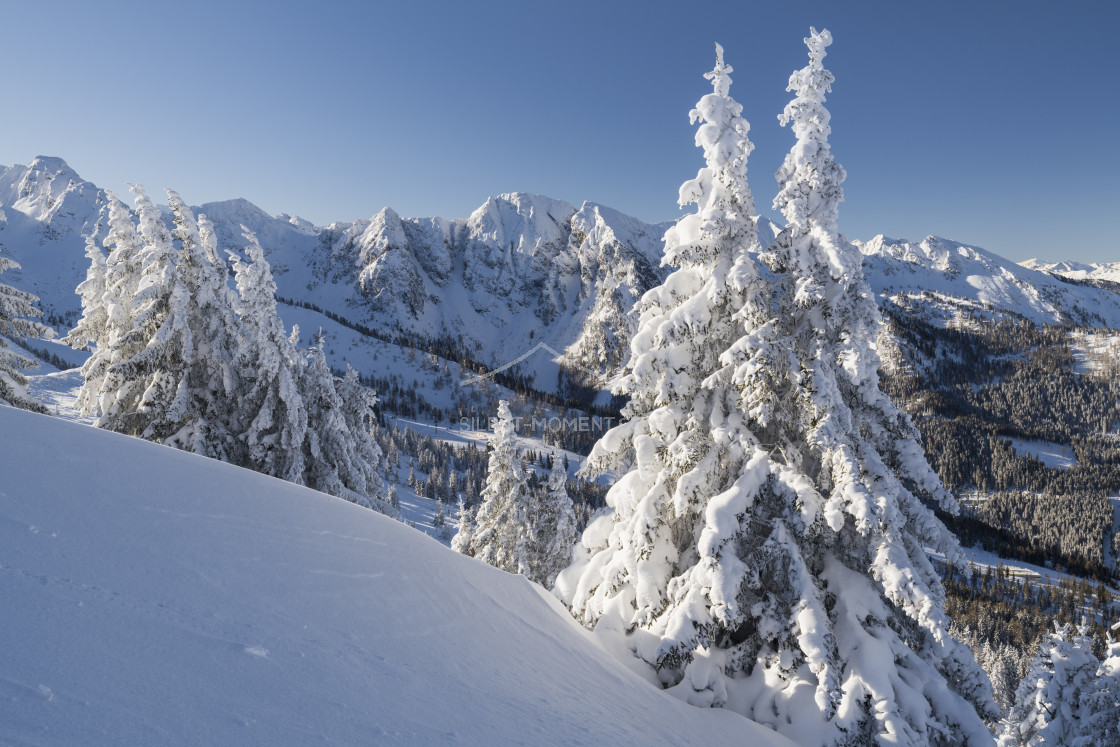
354, 359, 619, 456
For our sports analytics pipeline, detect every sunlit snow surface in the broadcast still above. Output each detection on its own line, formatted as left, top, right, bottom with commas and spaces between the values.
25, 369, 93, 423
1005, 437, 1080, 470
0, 406, 790, 746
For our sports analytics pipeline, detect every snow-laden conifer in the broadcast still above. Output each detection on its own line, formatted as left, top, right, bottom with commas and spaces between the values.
558, 38, 771, 703
297, 336, 390, 511
72, 186, 231, 454
96, 189, 239, 457
558, 34, 995, 745
983, 642, 1022, 716
76, 186, 172, 431
451, 497, 474, 555
464, 400, 533, 575
59, 234, 108, 374
160, 195, 240, 457
334, 364, 388, 505
758, 29, 996, 741
66, 192, 144, 418
1002, 623, 1099, 746
529, 454, 578, 588
0, 257, 53, 412
227, 228, 308, 482
300, 335, 356, 495
1074, 630, 1120, 746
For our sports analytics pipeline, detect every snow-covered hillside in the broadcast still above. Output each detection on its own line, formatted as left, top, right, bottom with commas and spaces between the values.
0, 404, 790, 746
1020, 258, 1120, 286
859, 234, 1120, 328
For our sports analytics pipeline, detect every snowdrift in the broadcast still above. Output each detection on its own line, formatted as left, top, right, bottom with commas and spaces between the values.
0, 405, 789, 745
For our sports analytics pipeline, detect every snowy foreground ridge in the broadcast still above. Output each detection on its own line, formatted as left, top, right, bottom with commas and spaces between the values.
0, 406, 790, 746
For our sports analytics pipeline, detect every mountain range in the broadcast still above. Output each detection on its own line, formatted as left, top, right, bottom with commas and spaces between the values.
2, 155, 1119, 393
1020, 257, 1120, 287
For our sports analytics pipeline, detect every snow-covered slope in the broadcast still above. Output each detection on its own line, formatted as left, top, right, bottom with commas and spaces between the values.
859, 234, 1120, 328
1020, 258, 1120, 286
0, 404, 790, 746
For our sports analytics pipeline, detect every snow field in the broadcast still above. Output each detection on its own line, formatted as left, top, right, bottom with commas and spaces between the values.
0, 404, 791, 745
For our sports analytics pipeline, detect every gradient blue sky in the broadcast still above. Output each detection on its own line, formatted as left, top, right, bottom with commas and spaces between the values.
2, 0, 1116, 263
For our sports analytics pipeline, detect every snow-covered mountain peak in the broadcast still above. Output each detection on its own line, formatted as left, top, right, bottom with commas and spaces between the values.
467, 192, 577, 255
490, 190, 577, 218
1020, 258, 1120, 286
571, 201, 667, 270
362, 207, 410, 255
195, 196, 275, 227
369, 204, 403, 226
0, 157, 110, 319
25, 155, 81, 182
0, 155, 102, 227
276, 213, 315, 233
858, 233, 1120, 327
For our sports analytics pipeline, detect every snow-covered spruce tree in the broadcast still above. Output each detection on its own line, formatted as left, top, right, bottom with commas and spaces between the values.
59, 235, 108, 399
1075, 629, 1120, 746
557, 33, 996, 745
0, 257, 53, 412
227, 228, 309, 482
87, 185, 180, 436
462, 400, 534, 575
558, 37, 771, 703
982, 642, 1022, 717
334, 364, 389, 505
161, 197, 241, 457
298, 334, 390, 511
1001, 623, 1099, 746
72, 186, 239, 458
529, 453, 578, 588
64, 191, 145, 418
451, 497, 474, 555
760, 29, 997, 740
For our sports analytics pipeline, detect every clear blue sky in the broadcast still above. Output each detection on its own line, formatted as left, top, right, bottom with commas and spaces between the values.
2, 0, 1116, 263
